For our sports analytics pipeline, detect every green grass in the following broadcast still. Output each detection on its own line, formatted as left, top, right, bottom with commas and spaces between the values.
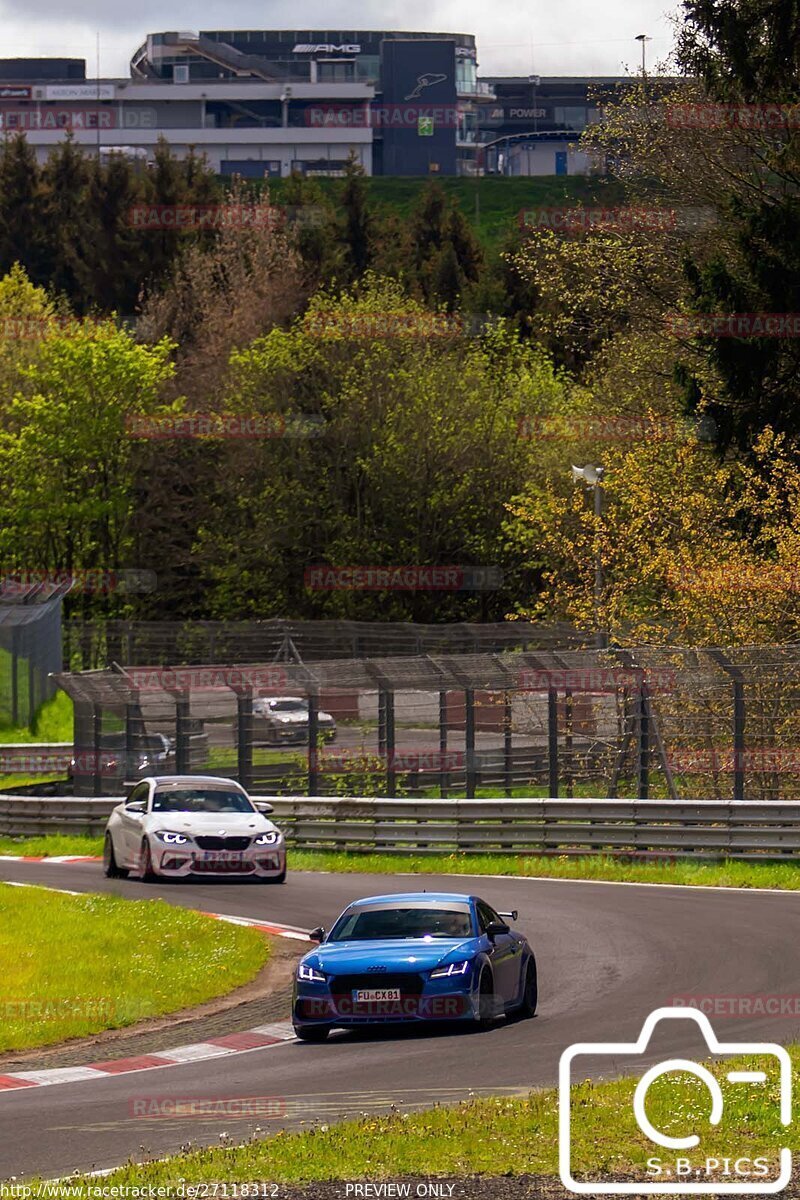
2, 837, 800, 890
0, 882, 268, 1051
268, 174, 627, 250
36, 1047, 795, 1190
0, 688, 74, 744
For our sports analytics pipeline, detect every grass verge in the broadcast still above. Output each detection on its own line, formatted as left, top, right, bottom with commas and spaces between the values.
28, 1047, 796, 1190
0, 882, 268, 1052
1, 838, 800, 890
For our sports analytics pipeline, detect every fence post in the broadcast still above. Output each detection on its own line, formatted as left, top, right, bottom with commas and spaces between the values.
72, 699, 94, 797
174, 692, 191, 776
548, 687, 559, 797
638, 677, 650, 800
465, 687, 476, 799
307, 692, 319, 796
92, 703, 103, 797
733, 679, 746, 803
10, 625, 19, 727
237, 689, 253, 792
439, 690, 449, 799
385, 691, 396, 796
503, 691, 513, 797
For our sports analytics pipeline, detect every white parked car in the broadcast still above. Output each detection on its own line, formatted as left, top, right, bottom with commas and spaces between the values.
252, 696, 337, 745
103, 775, 286, 883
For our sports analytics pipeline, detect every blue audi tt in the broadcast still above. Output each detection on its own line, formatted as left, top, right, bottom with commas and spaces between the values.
292, 891, 537, 1041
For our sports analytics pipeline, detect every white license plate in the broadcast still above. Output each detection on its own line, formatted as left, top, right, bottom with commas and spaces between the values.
354, 988, 401, 1003
200, 851, 244, 862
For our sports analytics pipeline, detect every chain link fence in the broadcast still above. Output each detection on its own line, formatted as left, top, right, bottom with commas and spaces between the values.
43, 642, 800, 802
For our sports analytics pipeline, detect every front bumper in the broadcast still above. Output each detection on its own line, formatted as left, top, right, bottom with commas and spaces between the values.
154, 844, 286, 878
293, 975, 478, 1028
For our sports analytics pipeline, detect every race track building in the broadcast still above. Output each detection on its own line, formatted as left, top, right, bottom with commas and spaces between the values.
0, 30, 482, 176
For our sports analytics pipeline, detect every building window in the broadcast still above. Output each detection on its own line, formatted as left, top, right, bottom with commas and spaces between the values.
455, 58, 477, 96
317, 60, 355, 83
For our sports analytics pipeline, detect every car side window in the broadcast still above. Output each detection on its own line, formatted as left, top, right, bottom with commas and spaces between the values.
126, 783, 148, 808
477, 901, 500, 933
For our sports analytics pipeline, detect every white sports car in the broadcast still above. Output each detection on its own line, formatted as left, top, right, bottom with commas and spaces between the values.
103, 775, 286, 883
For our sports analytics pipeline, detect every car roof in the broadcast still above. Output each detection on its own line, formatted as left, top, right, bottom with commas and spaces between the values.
347, 892, 474, 907
147, 775, 245, 788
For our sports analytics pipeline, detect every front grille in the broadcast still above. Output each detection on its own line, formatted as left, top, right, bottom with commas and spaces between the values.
191, 859, 255, 874
195, 836, 250, 850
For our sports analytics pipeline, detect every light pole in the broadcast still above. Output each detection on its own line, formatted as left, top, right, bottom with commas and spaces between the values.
635, 33, 652, 78
571, 464, 607, 649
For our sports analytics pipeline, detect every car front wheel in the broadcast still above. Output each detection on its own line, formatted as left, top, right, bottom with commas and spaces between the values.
294, 1025, 329, 1042
475, 968, 496, 1030
139, 837, 157, 882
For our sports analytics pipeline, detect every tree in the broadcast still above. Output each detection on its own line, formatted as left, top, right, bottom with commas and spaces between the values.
40, 136, 91, 308
0, 135, 44, 284
188, 276, 568, 621
338, 151, 372, 281
0, 314, 174, 617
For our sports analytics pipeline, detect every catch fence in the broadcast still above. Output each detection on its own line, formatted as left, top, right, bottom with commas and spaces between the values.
41, 643, 800, 802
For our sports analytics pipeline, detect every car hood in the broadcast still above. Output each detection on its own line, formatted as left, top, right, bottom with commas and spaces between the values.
309, 937, 477, 974
143, 812, 278, 835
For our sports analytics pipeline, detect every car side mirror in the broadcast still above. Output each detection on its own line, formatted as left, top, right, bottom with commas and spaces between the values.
308, 926, 325, 943
486, 921, 510, 939
254, 801, 274, 814
126, 801, 146, 814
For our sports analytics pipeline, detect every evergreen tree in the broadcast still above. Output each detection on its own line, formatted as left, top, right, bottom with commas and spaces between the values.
0, 134, 44, 283
338, 151, 372, 280
677, 0, 800, 450
40, 136, 91, 309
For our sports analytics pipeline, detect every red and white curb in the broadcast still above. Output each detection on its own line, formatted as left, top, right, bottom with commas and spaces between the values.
0, 855, 100, 863
0, 1021, 296, 1093
0, 875, 309, 1093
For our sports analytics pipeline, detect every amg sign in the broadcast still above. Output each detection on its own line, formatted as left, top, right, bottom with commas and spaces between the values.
293, 43, 361, 54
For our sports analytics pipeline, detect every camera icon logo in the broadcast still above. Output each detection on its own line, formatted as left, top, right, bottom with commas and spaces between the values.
559, 1006, 792, 1195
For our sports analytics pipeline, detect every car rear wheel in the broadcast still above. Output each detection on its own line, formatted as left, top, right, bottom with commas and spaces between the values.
518, 957, 538, 1018
103, 833, 128, 879
294, 1025, 329, 1042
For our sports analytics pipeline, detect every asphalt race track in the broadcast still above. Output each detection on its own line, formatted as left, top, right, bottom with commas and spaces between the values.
1, 859, 799, 1180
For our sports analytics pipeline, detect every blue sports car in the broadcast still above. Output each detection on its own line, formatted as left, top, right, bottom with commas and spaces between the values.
292, 891, 537, 1041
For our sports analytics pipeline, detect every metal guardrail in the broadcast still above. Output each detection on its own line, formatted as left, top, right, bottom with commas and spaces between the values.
1, 795, 800, 860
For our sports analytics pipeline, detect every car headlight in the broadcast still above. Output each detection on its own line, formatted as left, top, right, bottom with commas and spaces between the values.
154, 831, 190, 844
297, 962, 326, 983
429, 960, 471, 978
254, 831, 281, 845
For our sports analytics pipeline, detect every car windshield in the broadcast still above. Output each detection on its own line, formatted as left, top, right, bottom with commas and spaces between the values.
328, 906, 473, 941
151, 789, 254, 814
271, 700, 307, 712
